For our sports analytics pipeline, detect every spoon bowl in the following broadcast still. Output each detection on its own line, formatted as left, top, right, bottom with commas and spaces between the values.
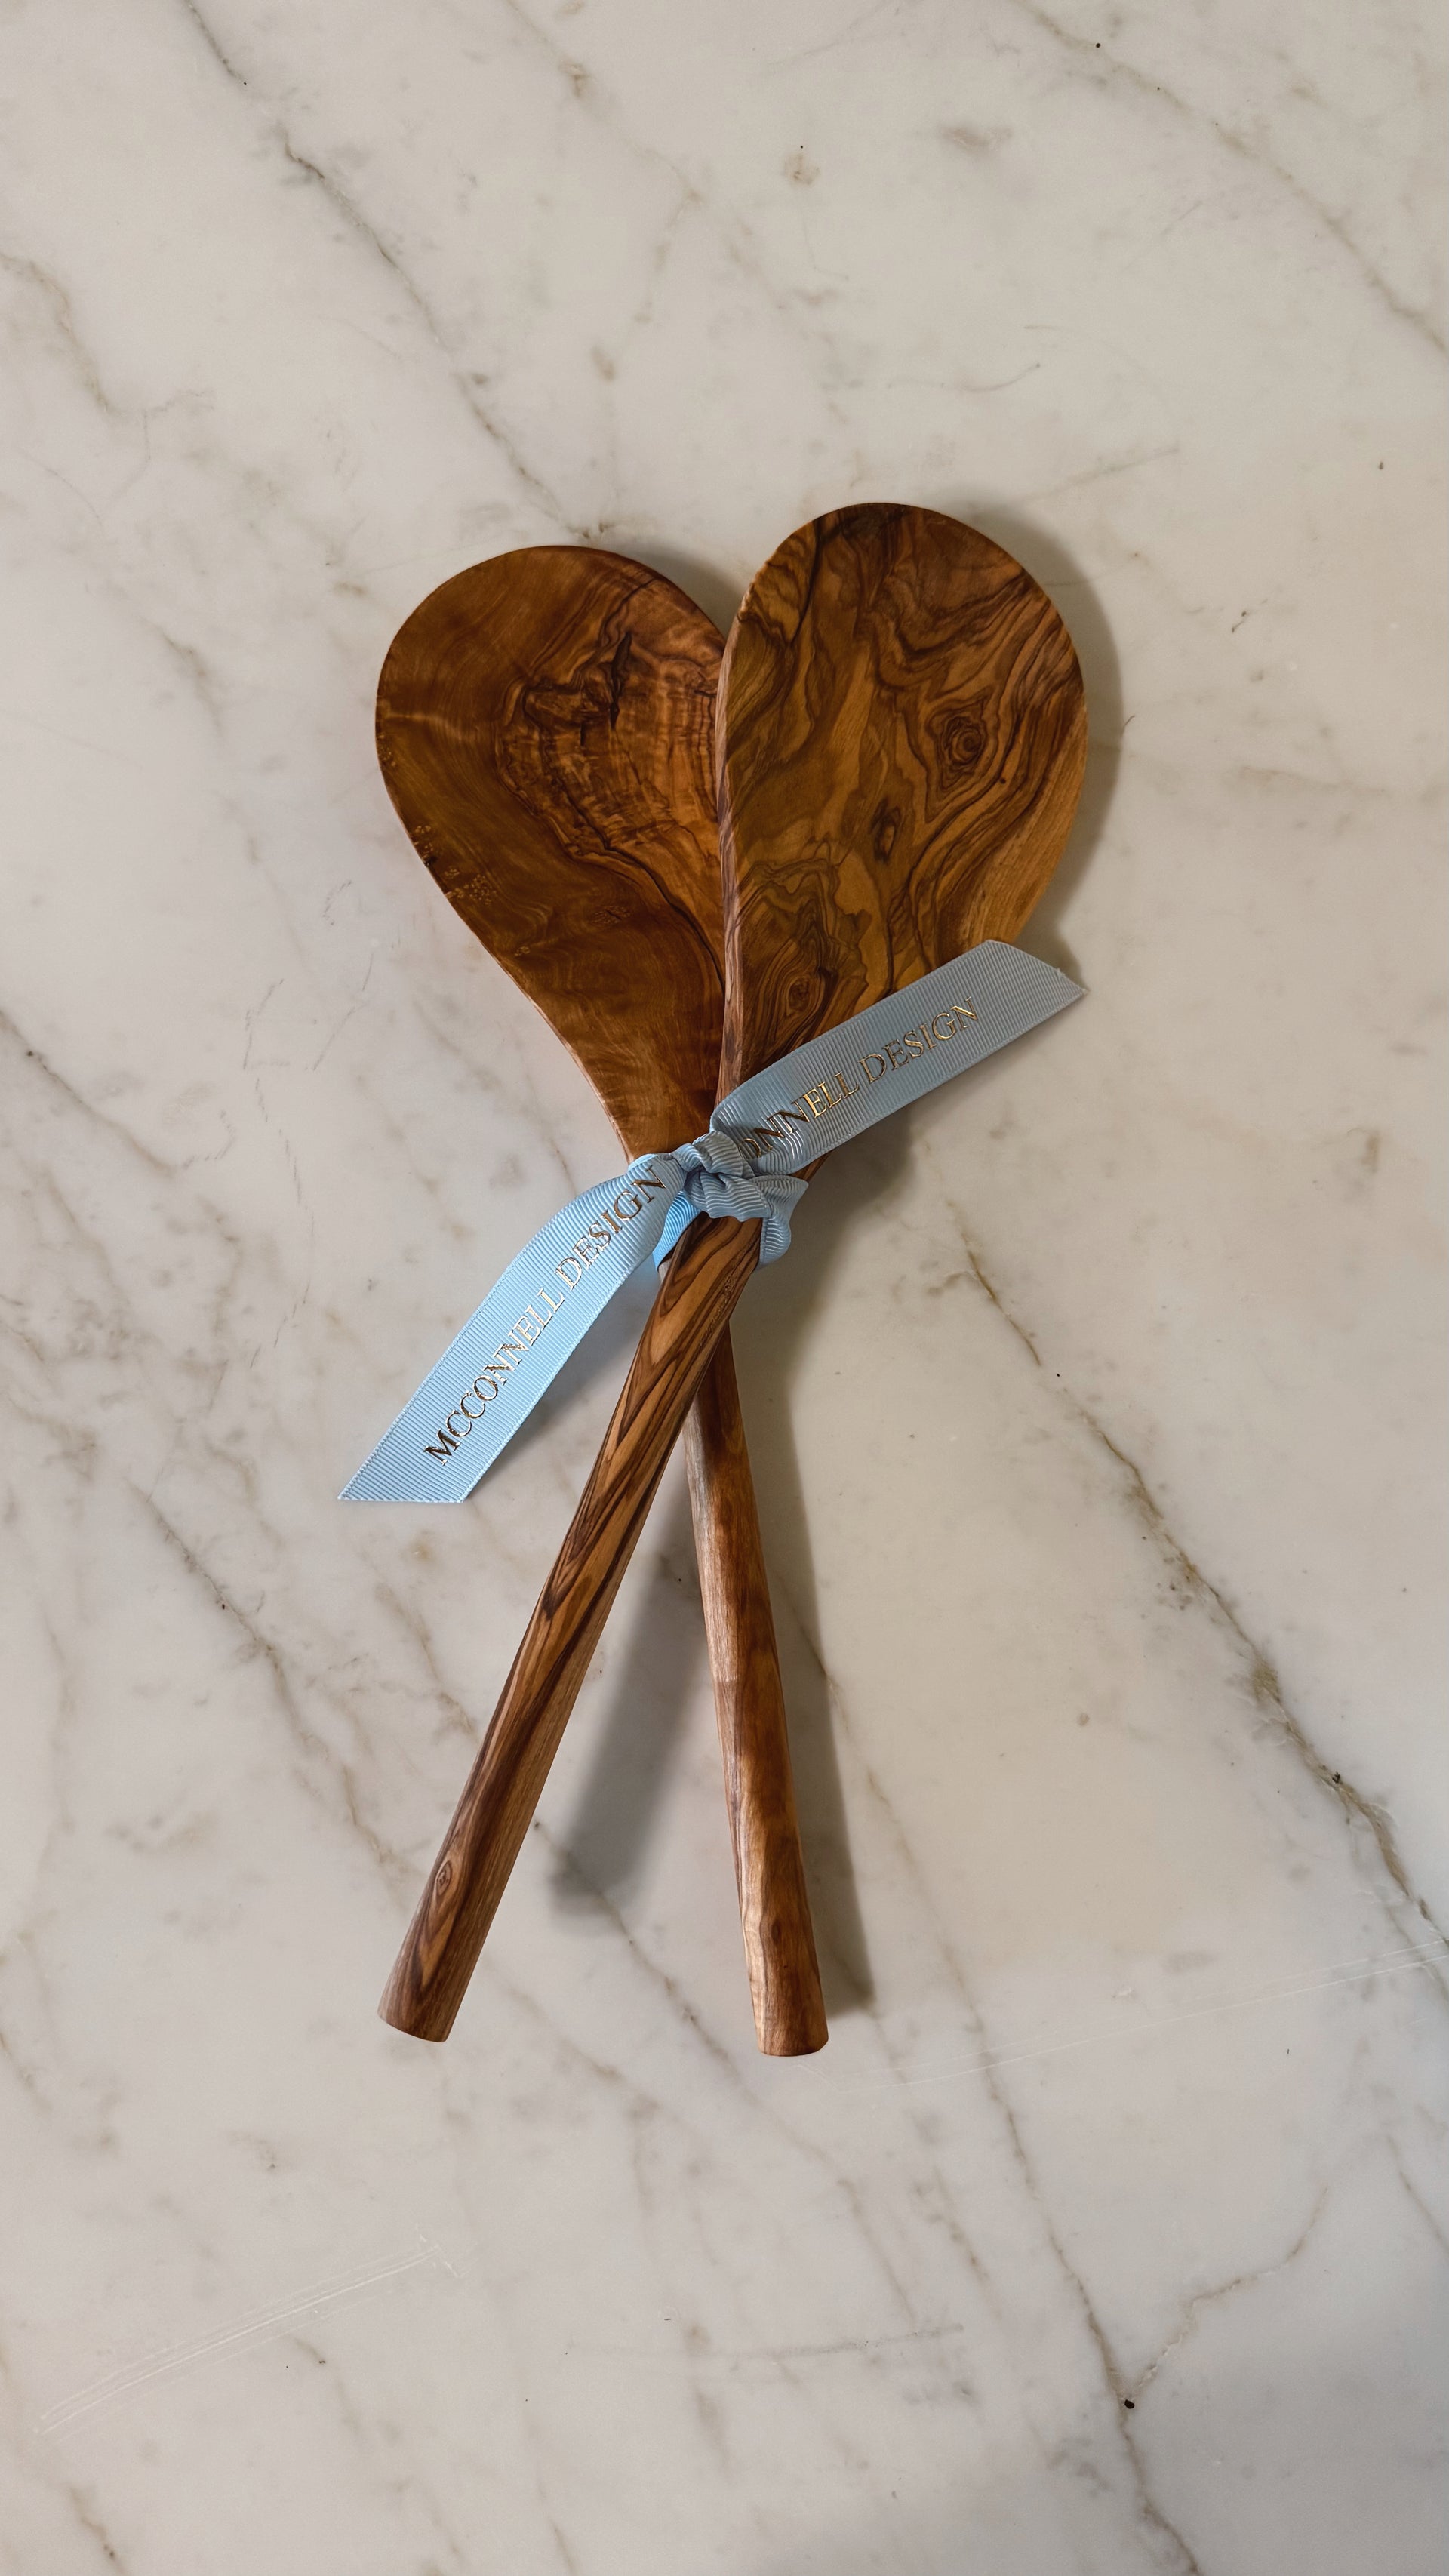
377, 547, 724, 1150
719, 503, 1088, 1082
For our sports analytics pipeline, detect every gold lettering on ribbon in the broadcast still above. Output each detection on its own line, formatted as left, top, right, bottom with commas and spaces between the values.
742, 1113, 795, 1151
422, 1165, 673, 1469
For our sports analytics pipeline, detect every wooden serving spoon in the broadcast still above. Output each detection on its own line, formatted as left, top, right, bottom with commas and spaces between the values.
383, 503, 1089, 2042
374, 546, 826, 2054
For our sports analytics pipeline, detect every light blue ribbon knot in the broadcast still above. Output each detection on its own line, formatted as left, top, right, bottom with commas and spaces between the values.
343, 941, 1084, 1503
659, 1133, 808, 1263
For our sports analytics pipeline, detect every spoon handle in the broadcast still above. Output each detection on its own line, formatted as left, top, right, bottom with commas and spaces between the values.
380, 1212, 804, 2045
684, 1334, 828, 2055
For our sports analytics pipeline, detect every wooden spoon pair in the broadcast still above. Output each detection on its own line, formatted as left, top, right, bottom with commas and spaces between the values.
382, 504, 1089, 2044
374, 547, 826, 2054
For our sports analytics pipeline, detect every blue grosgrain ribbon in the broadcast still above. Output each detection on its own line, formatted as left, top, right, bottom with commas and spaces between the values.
343, 941, 1082, 1503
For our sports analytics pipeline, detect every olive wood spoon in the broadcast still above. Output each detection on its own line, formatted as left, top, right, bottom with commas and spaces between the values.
374, 546, 824, 2053
383, 503, 1088, 2042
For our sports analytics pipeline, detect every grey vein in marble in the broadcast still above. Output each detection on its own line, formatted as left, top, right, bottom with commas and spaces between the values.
0, 2, 1444, 2571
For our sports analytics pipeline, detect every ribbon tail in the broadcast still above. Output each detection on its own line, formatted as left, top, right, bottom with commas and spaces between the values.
342, 1156, 681, 1501
651, 1190, 699, 1270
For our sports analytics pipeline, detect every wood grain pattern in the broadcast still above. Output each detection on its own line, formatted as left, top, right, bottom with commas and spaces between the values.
684, 1337, 827, 2054
376, 547, 723, 1148
374, 548, 823, 2051
383, 505, 1088, 2043
718, 503, 1089, 1087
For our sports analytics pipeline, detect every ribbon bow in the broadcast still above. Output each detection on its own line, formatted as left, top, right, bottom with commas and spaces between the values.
653, 1132, 809, 1266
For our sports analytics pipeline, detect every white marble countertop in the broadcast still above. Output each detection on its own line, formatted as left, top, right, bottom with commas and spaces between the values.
2, 5, 1444, 2570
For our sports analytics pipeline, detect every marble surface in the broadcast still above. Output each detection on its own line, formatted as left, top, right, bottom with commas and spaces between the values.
1, 2, 1445, 2569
